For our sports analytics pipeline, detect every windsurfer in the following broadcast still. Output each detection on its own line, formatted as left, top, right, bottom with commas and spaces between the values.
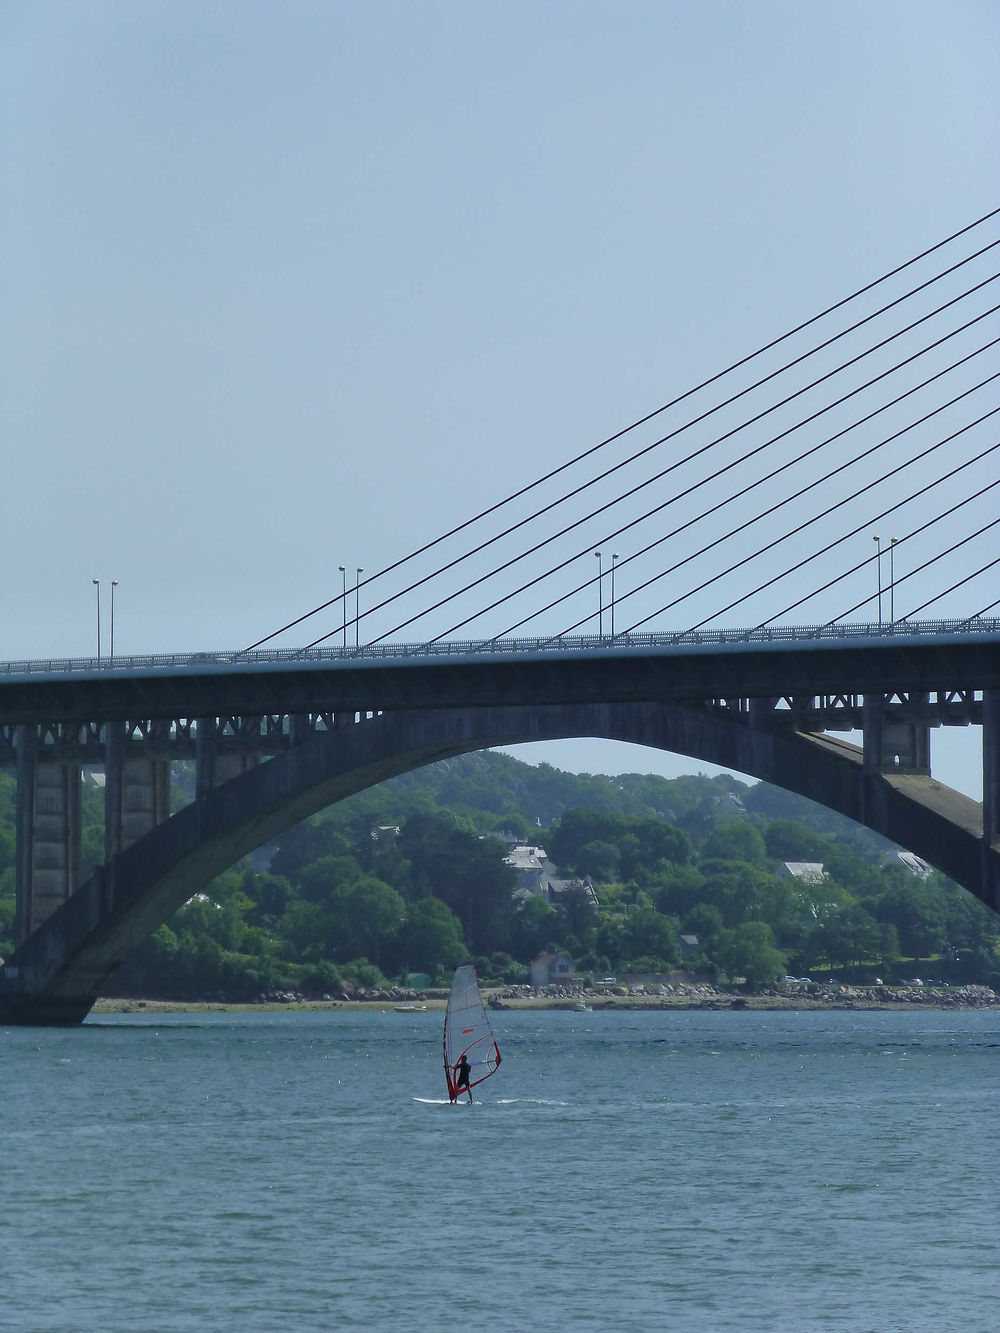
453, 1054, 473, 1103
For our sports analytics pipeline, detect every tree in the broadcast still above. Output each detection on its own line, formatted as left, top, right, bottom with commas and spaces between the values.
298, 855, 363, 903
329, 876, 407, 964
548, 808, 625, 870
243, 871, 293, 926
682, 902, 724, 953
654, 865, 708, 918
814, 901, 881, 968
576, 839, 620, 882
622, 907, 679, 969
717, 921, 787, 986
397, 897, 466, 974
270, 816, 356, 880
702, 819, 767, 865
698, 860, 784, 927
510, 896, 559, 961
871, 881, 947, 961
398, 814, 516, 952
764, 819, 828, 864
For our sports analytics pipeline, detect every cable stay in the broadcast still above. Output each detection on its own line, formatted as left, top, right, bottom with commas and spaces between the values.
747, 476, 1000, 628
242, 210, 1000, 652
309, 281, 1000, 650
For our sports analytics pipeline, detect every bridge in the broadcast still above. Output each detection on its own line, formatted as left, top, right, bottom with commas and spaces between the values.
2, 210, 999, 1022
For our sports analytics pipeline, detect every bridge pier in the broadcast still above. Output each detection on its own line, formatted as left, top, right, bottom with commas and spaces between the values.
195, 718, 260, 798
13, 726, 81, 944
862, 696, 931, 776
104, 723, 171, 857
983, 691, 1000, 909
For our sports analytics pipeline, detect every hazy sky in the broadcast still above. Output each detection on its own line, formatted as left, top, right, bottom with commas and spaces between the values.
2, 1, 997, 796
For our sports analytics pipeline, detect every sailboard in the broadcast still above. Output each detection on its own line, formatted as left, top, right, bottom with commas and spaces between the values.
443, 963, 501, 1102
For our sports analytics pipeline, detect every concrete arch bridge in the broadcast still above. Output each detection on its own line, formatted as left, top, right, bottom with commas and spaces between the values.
1, 624, 998, 1023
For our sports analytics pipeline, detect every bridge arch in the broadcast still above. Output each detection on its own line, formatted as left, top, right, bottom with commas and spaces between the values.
3, 699, 996, 1023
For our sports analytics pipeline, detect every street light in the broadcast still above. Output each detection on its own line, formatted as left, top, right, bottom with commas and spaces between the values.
610, 553, 619, 639
92, 578, 101, 660
338, 565, 347, 649
355, 567, 363, 648
110, 580, 119, 660
872, 535, 882, 627
889, 538, 898, 624
594, 551, 603, 638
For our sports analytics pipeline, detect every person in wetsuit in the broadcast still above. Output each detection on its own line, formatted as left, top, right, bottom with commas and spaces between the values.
454, 1053, 473, 1103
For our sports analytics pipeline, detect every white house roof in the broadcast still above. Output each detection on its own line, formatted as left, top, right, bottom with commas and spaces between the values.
776, 861, 826, 884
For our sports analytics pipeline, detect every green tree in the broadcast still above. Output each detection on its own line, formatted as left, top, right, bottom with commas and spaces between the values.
510, 895, 559, 961
298, 855, 363, 903
576, 839, 620, 881
398, 814, 515, 952
702, 819, 767, 865
717, 921, 787, 986
654, 864, 708, 918
622, 907, 679, 968
682, 902, 724, 954
270, 816, 355, 880
329, 876, 407, 964
243, 871, 293, 926
871, 881, 947, 961
397, 897, 466, 973
764, 819, 828, 864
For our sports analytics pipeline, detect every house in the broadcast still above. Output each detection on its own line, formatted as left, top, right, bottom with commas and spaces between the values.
885, 850, 932, 879
678, 934, 700, 958
715, 791, 747, 815
775, 861, 826, 885
505, 843, 550, 897
529, 951, 576, 988
505, 844, 598, 912
540, 875, 599, 912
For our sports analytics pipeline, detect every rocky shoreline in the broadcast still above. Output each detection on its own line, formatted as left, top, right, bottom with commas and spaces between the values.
92, 981, 999, 1016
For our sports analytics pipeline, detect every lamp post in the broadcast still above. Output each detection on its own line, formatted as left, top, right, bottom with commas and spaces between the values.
338, 565, 347, 648
610, 552, 619, 638
594, 551, 603, 638
872, 535, 882, 627
92, 578, 101, 660
355, 567, 363, 648
889, 538, 898, 623
110, 580, 119, 660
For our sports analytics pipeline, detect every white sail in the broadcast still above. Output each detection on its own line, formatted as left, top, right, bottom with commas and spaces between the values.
443, 963, 501, 1100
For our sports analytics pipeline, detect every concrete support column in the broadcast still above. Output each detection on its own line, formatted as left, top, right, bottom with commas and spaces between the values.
983, 690, 1000, 847
288, 714, 312, 747
104, 722, 170, 860
13, 725, 81, 943
862, 696, 930, 775
195, 718, 258, 800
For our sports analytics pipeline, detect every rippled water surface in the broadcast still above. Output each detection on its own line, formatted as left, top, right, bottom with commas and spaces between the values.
2, 1008, 997, 1332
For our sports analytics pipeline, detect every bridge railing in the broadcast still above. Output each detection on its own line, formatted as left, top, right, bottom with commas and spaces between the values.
2, 616, 999, 681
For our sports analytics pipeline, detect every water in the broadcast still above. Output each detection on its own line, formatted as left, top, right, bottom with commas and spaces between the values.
2, 1008, 996, 1332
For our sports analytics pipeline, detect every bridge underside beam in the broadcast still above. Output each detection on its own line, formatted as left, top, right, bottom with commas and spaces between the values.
2, 698, 995, 1025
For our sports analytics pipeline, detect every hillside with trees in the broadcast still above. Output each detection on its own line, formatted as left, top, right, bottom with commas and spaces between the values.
1, 753, 998, 998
